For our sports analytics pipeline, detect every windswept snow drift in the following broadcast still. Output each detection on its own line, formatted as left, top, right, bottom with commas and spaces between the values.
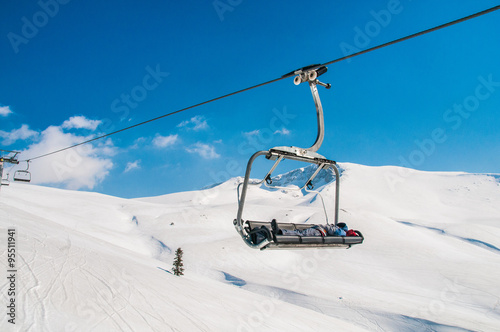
1, 163, 500, 331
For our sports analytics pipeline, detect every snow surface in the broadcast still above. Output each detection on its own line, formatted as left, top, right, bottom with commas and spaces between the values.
1, 163, 500, 331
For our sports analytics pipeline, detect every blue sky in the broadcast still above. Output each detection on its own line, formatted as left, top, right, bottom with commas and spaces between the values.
1, 0, 499, 198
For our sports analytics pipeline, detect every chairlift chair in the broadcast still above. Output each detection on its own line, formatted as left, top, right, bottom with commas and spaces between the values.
234, 65, 364, 250
0, 160, 8, 186
14, 161, 31, 183
1, 173, 10, 186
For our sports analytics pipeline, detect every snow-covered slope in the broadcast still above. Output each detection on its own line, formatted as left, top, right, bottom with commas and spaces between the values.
1, 163, 500, 331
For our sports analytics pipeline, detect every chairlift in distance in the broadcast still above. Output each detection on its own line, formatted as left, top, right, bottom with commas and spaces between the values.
1, 150, 21, 186
234, 65, 364, 250
14, 161, 31, 183
0, 160, 9, 186
1, 172, 10, 186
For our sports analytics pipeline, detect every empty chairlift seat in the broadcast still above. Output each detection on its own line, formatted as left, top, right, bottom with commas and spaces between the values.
13, 161, 31, 183
13, 170, 31, 182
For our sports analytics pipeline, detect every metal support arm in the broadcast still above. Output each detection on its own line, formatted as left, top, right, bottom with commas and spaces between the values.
234, 149, 341, 249
308, 82, 325, 152
234, 66, 342, 249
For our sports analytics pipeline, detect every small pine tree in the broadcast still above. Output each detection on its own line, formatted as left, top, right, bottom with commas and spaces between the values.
172, 247, 184, 276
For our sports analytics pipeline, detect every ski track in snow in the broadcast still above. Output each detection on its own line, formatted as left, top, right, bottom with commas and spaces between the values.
397, 220, 500, 255
220, 276, 476, 332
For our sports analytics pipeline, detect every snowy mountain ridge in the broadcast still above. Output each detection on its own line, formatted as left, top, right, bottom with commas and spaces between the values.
1, 163, 500, 331
267, 163, 342, 190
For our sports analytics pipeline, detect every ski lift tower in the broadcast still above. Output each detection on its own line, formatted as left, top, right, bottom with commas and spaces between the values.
0, 150, 20, 188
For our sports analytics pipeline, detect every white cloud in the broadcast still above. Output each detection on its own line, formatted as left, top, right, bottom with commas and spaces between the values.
177, 115, 208, 131
186, 142, 220, 159
243, 128, 290, 137
274, 127, 291, 135
62, 116, 102, 131
124, 160, 141, 173
20, 125, 115, 190
130, 137, 146, 149
243, 129, 260, 137
0, 106, 13, 117
153, 134, 178, 148
0, 124, 39, 145
95, 138, 117, 157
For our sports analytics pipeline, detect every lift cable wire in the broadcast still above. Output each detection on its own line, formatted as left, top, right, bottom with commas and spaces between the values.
21, 5, 500, 162
23, 76, 285, 162
319, 4, 500, 68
